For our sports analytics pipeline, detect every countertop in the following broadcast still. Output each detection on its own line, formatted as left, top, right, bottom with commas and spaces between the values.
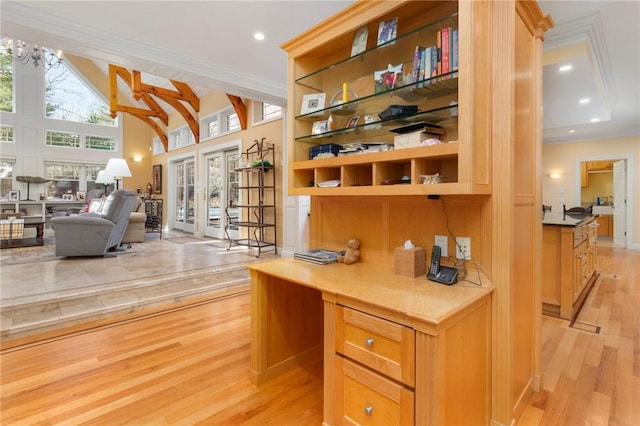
542, 212, 595, 227
247, 257, 493, 330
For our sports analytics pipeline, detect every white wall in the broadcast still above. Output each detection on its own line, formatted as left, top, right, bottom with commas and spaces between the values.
543, 135, 640, 248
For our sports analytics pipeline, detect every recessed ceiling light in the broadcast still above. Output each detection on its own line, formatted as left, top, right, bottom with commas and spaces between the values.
569, 129, 576, 133
254, 32, 265, 41
579, 98, 590, 104
559, 65, 573, 72
590, 118, 600, 123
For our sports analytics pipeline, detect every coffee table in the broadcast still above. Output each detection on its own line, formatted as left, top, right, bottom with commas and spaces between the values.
0, 217, 46, 249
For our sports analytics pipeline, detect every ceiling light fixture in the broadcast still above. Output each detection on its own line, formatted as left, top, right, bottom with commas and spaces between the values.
7, 40, 62, 69
579, 98, 590, 104
590, 118, 600, 123
254, 32, 265, 41
558, 64, 573, 73
569, 129, 576, 133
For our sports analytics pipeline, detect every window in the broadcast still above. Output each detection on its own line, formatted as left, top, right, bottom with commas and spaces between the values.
253, 101, 282, 123
85, 135, 116, 151
226, 111, 240, 132
44, 162, 106, 199
45, 57, 115, 126
45, 162, 80, 198
168, 126, 195, 151
0, 159, 14, 197
46, 130, 80, 148
0, 39, 13, 113
152, 137, 165, 155
0, 125, 13, 143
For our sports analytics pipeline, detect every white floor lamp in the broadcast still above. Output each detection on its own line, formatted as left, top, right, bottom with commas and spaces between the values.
95, 170, 115, 194
103, 158, 132, 190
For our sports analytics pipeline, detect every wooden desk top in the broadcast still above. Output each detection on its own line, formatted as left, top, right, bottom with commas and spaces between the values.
248, 257, 493, 332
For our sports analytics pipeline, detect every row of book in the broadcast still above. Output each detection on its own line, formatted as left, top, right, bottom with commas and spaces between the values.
412, 26, 459, 87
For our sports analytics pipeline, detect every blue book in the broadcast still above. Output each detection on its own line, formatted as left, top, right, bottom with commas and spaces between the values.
452, 29, 459, 71
421, 47, 430, 86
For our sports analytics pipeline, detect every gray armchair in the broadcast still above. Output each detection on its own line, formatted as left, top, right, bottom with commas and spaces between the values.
52, 190, 137, 257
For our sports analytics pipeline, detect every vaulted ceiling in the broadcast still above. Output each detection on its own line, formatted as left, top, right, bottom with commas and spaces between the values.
2, 1, 638, 144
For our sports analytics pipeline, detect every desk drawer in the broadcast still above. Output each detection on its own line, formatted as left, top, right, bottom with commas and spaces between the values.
335, 355, 414, 426
336, 306, 415, 387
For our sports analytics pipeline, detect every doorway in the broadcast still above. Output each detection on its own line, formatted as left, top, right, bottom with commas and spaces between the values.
172, 157, 195, 233
203, 147, 240, 240
576, 156, 633, 248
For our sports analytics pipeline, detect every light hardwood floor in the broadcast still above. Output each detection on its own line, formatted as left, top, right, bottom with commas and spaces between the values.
1, 243, 637, 425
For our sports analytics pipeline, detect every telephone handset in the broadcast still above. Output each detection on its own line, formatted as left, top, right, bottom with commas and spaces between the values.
427, 245, 459, 285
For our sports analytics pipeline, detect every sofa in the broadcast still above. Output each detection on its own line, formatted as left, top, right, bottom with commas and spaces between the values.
52, 189, 137, 257
122, 197, 147, 243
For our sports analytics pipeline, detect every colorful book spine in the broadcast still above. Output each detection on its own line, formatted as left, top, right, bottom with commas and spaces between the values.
422, 46, 430, 86
436, 29, 442, 77
430, 44, 438, 80
413, 45, 425, 85
452, 28, 459, 71
441, 27, 450, 77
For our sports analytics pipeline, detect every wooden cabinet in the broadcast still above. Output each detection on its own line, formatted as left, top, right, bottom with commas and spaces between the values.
587, 160, 613, 171
278, 1, 551, 425
597, 214, 612, 237
248, 259, 492, 426
542, 218, 598, 320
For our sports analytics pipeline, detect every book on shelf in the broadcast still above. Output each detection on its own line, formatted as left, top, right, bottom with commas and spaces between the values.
452, 29, 459, 71
441, 27, 451, 76
293, 248, 343, 265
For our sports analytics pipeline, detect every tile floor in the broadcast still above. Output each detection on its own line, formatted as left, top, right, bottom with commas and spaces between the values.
0, 229, 277, 341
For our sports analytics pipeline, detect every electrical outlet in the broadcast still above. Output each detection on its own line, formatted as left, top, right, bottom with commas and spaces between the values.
435, 235, 448, 257
456, 237, 471, 260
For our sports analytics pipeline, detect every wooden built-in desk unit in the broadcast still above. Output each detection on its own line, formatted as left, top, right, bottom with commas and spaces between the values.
248, 258, 493, 425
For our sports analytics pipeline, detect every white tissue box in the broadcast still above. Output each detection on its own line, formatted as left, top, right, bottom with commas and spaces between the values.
394, 246, 426, 277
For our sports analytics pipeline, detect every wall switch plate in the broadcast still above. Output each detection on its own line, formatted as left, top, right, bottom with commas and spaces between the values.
435, 235, 448, 257
456, 237, 471, 260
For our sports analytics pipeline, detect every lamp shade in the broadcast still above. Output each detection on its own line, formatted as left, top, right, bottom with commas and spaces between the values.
95, 170, 115, 184
103, 158, 132, 179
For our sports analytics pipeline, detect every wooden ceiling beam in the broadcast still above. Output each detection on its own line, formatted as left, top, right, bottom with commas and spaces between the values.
132, 71, 200, 143
226, 94, 247, 130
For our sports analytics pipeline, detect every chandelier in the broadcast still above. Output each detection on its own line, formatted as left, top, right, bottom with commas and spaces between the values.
8, 40, 63, 69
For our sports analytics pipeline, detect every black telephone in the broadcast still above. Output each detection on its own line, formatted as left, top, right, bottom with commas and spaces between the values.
427, 245, 459, 285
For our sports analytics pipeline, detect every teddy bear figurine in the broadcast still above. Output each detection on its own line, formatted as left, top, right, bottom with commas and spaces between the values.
337, 238, 361, 265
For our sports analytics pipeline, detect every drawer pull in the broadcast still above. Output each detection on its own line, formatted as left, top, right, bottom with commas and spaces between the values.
365, 338, 374, 347
364, 405, 373, 416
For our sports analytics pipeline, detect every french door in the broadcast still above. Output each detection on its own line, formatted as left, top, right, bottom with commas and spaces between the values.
173, 158, 195, 233
204, 148, 240, 240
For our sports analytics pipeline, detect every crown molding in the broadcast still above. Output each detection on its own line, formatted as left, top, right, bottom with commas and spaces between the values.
544, 12, 615, 108
0, 2, 287, 104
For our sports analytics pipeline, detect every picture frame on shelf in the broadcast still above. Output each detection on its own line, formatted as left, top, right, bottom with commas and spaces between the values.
377, 17, 398, 46
62, 194, 74, 201
153, 164, 162, 194
7, 190, 19, 201
312, 120, 328, 135
76, 191, 86, 201
374, 63, 403, 93
300, 93, 326, 116
346, 116, 360, 128
39, 193, 46, 201
351, 25, 368, 56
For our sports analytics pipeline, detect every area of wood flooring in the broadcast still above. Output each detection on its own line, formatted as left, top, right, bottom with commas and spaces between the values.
0, 294, 323, 425
518, 244, 639, 426
1, 245, 637, 425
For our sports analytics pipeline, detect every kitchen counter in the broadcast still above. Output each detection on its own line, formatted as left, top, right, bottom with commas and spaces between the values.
542, 212, 595, 227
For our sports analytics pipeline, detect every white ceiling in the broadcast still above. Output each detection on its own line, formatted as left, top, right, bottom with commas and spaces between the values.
1, 1, 638, 144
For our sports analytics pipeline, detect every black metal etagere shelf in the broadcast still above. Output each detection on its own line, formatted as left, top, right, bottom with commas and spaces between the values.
225, 138, 276, 257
